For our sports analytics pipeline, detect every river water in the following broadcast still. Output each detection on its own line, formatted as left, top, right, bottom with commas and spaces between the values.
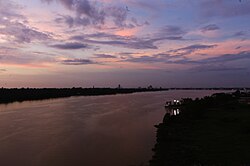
0, 90, 228, 166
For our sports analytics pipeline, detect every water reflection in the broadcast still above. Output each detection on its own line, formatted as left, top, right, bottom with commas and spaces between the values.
165, 107, 181, 116
0, 90, 227, 166
163, 107, 181, 124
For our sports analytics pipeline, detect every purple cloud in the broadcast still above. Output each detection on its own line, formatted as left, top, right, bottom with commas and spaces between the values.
156, 25, 186, 37
124, 52, 178, 63
233, 31, 247, 37
201, 24, 220, 32
199, 51, 250, 64
176, 51, 250, 65
123, 49, 250, 66
61, 58, 97, 65
42, 0, 144, 29
6, 22, 51, 43
94, 54, 117, 59
70, 31, 184, 50
50, 42, 89, 50
70, 33, 158, 49
171, 44, 217, 51
167, 44, 217, 56
72, 35, 177, 49
0, 2, 51, 43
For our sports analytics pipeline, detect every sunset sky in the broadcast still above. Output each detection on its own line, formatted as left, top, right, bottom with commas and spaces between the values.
0, 0, 250, 88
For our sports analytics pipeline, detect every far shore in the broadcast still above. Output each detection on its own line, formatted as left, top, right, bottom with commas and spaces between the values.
1, 87, 249, 105
0, 87, 168, 104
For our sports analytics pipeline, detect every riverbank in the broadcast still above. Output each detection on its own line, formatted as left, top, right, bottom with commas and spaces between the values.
0, 88, 168, 104
150, 91, 250, 165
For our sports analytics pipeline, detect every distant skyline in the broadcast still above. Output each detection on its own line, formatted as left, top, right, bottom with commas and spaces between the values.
0, 0, 250, 88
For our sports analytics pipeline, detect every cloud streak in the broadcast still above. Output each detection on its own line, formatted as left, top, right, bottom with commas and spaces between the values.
157, 25, 186, 37
50, 42, 89, 50
168, 44, 217, 54
0, 69, 7, 72
123, 50, 250, 66
198, 51, 250, 64
190, 65, 247, 72
200, 24, 220, 32
70, 31, 185, 50
61, 58, 97, 65
233, 31, 247, 37
94, 54, 117, 59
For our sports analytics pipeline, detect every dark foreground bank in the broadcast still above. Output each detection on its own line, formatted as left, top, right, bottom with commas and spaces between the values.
150, 91, 250, 166
0, 87, 168, 104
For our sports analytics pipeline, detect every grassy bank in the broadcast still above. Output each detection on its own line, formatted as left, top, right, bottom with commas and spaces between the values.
150, 92, 250, 166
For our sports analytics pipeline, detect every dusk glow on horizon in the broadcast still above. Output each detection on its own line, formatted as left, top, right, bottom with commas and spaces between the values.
0, 0, 250, 88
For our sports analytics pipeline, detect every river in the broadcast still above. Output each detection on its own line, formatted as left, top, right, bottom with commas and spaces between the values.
0, 90, 228, 166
